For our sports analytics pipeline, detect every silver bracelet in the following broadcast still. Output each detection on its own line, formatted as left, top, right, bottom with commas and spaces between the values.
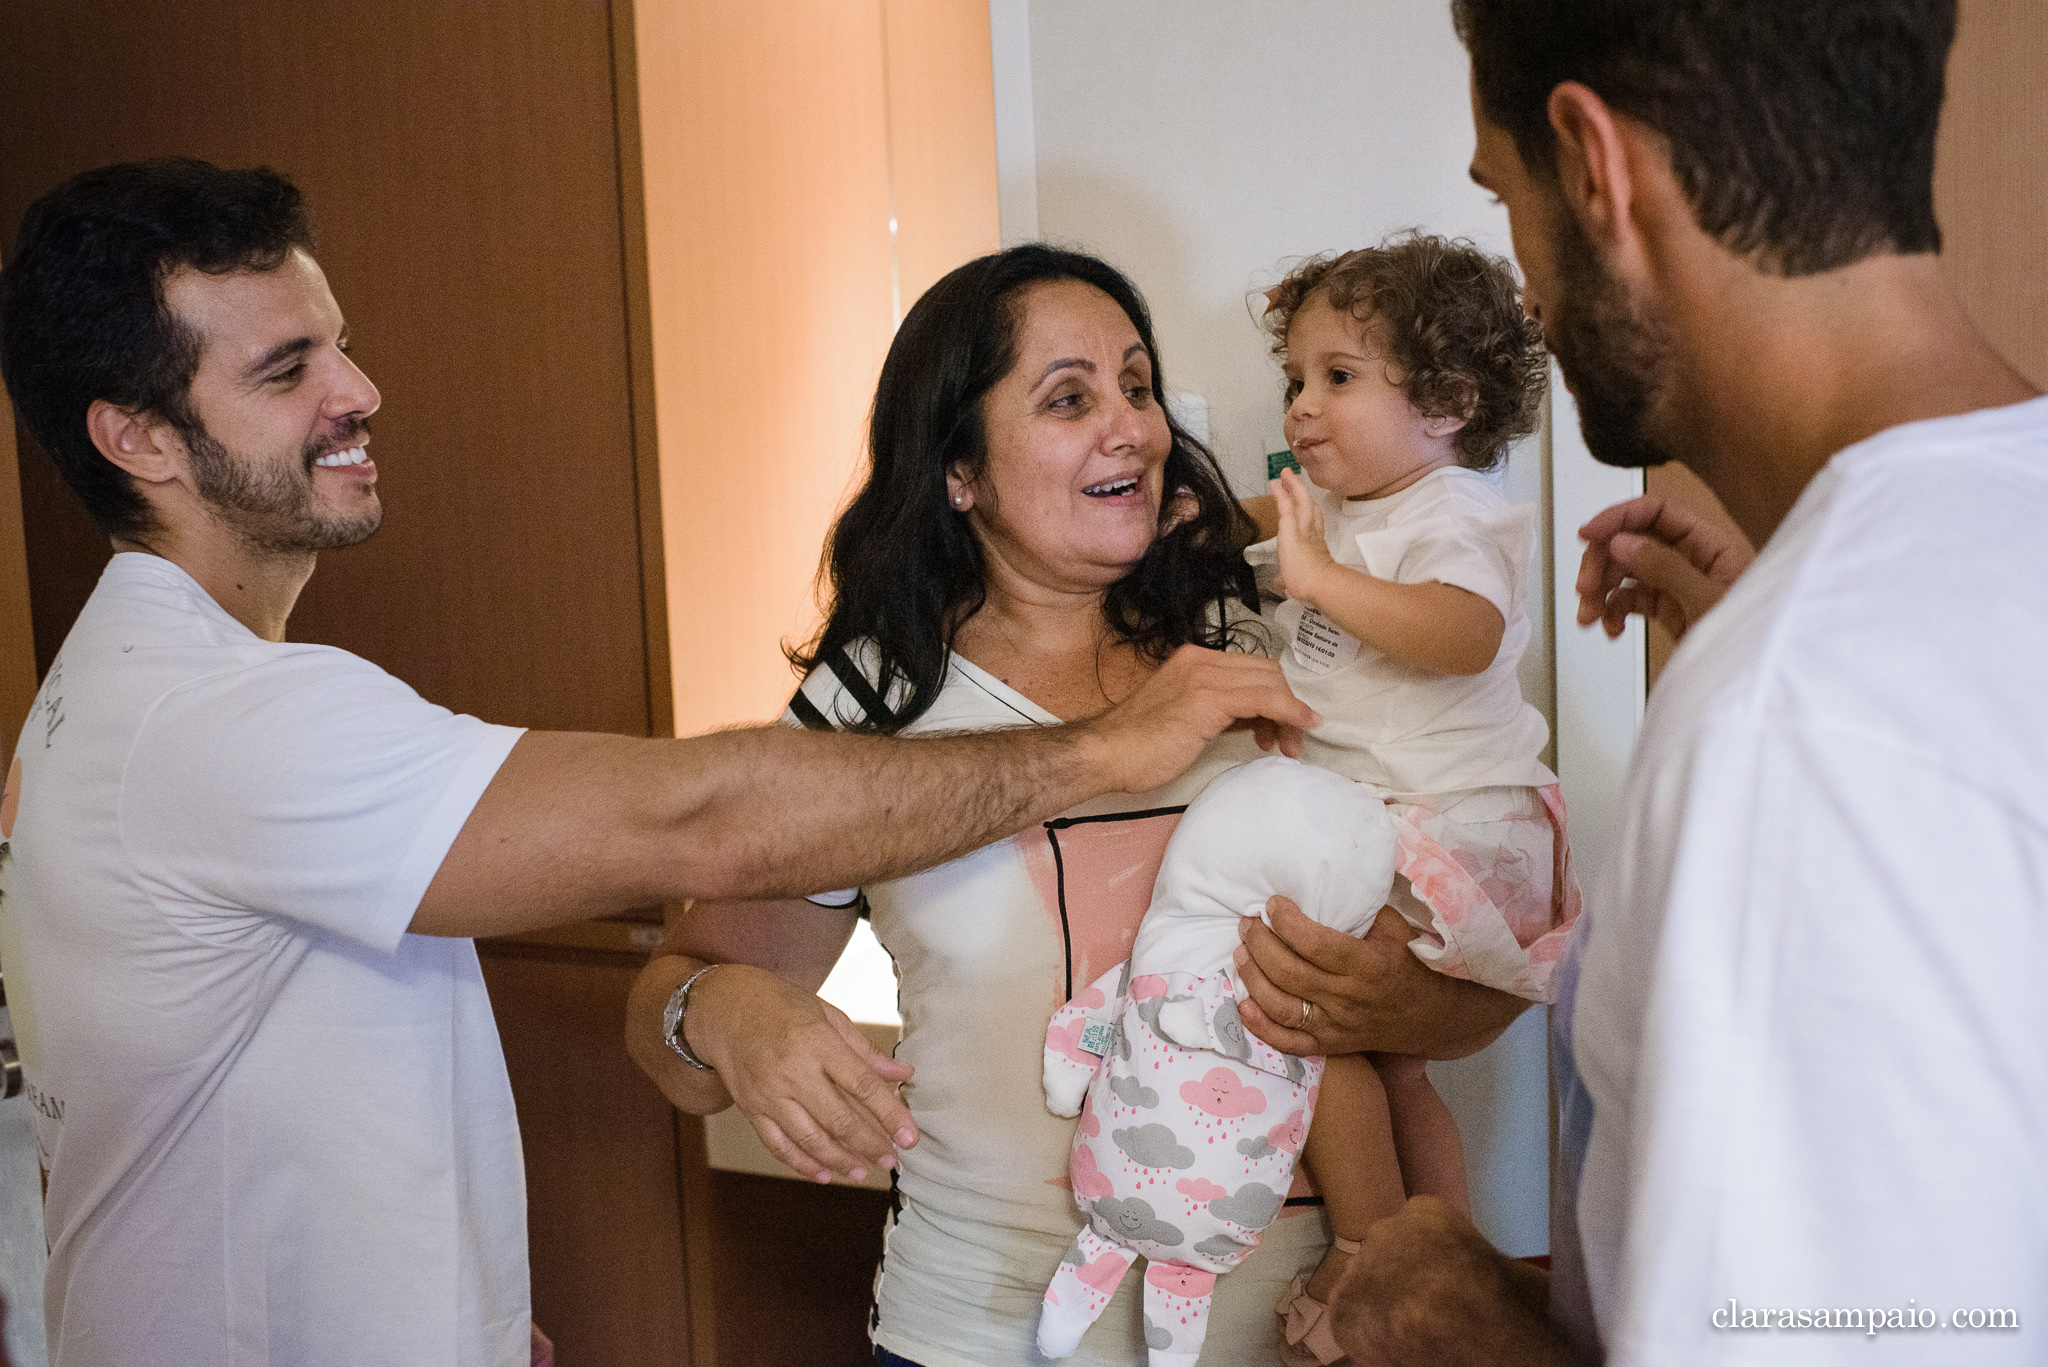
661, 963, 723, 1071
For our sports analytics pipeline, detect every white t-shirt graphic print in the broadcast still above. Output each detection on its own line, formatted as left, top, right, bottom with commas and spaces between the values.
0, 553, 529, 1367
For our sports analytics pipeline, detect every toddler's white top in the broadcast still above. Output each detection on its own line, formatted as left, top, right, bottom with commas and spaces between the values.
1246, 466, 1555, 798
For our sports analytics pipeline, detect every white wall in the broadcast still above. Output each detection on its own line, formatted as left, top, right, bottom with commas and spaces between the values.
1026, 1, 1505, 493
1010, 0, 1645, 1258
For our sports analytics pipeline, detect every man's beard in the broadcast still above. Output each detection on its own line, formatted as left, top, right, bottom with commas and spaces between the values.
184, 418, 383, 555
1548, 202, 1676, 470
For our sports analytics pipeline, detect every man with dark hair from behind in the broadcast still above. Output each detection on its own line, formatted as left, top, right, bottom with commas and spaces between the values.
1255, 1, 2046, 1361
0, 158, 1315, 1366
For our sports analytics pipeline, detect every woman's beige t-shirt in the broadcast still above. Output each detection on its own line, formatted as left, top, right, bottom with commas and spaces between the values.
787, 636, 1327, 1367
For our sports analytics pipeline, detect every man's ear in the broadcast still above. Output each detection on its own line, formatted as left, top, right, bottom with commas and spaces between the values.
86, 400, 183, 485
1547, 81, 1638, 254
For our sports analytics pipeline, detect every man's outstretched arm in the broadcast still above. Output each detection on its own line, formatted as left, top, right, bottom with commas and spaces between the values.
410, 646, 1317, 937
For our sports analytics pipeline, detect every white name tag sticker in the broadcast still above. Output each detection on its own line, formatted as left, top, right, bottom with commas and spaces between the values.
1079, 1021, 1116, 1058
1289, 607, 1361, 675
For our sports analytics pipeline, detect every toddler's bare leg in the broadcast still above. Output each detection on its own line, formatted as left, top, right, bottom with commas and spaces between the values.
1297, 1052, 1406, 1305
1369, 1051, 1471, 1216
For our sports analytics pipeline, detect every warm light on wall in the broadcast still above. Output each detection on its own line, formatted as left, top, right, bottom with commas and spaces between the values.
630, 0, 1000, 738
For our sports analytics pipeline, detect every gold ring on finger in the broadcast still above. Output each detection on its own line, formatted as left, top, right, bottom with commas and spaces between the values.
1299, 999, 1313, 1030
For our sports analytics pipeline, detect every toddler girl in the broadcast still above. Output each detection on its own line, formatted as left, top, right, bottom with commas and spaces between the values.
1241, 234, 1579, 1362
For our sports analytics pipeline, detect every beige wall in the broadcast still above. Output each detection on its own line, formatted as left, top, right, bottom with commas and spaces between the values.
633, 0, 999, 738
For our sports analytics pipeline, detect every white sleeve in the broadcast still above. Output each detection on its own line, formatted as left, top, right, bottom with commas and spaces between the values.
122, 649, 523, 953
1352, 503, 1534, 618
1585, 716, 2048, 1361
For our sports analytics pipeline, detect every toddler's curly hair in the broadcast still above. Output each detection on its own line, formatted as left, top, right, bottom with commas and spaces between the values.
1263, 233, 1546, 471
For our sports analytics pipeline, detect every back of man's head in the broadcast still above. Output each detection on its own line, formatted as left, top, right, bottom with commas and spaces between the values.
1453, 0, 1955, 277
0, 158, 314, 539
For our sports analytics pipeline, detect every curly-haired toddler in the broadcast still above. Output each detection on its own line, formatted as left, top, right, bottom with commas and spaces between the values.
1239, 234, 1580, 1363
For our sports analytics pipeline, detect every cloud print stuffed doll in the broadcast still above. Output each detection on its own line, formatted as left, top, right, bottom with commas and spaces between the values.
1038, 756, 1396, 1366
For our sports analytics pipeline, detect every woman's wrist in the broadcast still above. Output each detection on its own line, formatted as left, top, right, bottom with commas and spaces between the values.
628, 954, 735, 1112
665, 962, 724, 1070
678, 959, 760, 1073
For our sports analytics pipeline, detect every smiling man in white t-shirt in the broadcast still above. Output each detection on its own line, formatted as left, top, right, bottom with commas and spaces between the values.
0, 159, 1316, 1367
1233, 2, 2048, 1364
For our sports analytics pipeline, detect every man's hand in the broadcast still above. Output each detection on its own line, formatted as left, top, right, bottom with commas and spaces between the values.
1576, 493, 1753, 643
1331, 1197, 1578, 1366
1078, 646, 1319, 795
1234, 899, 1525, 1058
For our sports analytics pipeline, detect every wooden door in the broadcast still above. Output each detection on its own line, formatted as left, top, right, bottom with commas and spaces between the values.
0, 6, 683, 1364
480, 940, 697, 1366
1935, 0, 2048, 389
0, 0, 662, 737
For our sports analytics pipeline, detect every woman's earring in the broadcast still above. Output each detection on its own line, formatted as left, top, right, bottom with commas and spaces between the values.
951, 493, 966, 509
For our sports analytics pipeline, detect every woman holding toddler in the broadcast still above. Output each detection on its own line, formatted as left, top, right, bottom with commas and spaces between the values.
627, 243, 1537, 1366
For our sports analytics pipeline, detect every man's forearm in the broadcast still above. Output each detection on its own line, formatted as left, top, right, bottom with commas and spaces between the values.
657, 723, 1105, 902
418, 724, 1100, 935
415, 645, 1313, 938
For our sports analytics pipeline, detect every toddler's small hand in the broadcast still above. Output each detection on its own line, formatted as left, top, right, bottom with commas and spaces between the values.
1271, 468, 1336, 607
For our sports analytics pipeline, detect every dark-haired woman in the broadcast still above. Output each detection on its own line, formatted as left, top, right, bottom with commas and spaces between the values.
629, 246, 1320, 1364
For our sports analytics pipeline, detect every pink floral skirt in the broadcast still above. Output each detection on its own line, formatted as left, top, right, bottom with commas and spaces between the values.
1385, 783, 1580, 1003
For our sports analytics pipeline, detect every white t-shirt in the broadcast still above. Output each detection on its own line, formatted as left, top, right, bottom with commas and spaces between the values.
1549, 397, 2048, 1363
787, 638, 1329, 1367
0, 554, 530, 1367
1244, 466, 1554, 797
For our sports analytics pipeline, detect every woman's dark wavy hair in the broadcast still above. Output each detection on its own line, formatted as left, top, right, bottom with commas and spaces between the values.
789, 244, 1257, 734
0, 158, 313, 538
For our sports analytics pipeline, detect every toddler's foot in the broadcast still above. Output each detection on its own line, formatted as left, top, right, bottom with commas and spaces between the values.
1276, 1235, 1360, 1366
1304, 1233, 1357, 1306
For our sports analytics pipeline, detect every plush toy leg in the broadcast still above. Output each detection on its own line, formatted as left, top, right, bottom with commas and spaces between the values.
1038, 1225, 1138, 1359
1141, 1262, 1218, 1367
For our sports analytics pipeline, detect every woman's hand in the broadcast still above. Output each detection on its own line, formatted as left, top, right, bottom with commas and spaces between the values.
1576, 492, 1754, 643
683, 962, 917, 1185
626, 897, 916, 1185
1271, 468, 1338, 607
1233, 898, 1526, 1058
